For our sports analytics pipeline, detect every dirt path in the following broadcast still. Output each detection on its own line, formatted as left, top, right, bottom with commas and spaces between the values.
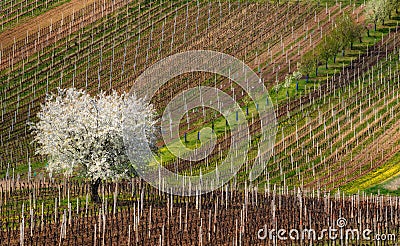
385, 174, 400, 191
0, 0, 97, 47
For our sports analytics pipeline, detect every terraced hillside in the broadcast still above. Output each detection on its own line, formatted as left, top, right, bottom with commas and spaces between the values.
0, 0, 398, 193
0, 0, 355, 169
163, 28, 400, 192
0, 0, 70, 32
1, 0, 400, 245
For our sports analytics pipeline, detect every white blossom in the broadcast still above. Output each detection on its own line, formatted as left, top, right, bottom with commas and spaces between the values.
30, 88, 157, 182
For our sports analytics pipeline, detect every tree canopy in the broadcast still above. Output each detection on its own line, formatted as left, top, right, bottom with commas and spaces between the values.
300, 11, 363, 79
365, 0, 392, 30
31, 88, 157, 202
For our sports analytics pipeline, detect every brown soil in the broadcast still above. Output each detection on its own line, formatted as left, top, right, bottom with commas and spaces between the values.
0, 0, 97, 47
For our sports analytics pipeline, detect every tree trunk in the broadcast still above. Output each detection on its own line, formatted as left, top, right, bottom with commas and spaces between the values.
350, 42, 353, 50
374, 22, 377, 32
326, 61, 328, 69
91, 178, 102, 203
306, 74, 309, 83
334, 55, 337, 63
367, 29, 370, 37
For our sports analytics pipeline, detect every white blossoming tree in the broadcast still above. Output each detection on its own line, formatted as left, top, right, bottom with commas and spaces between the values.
365, 0, 390, 31
31, 88, 157, 203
